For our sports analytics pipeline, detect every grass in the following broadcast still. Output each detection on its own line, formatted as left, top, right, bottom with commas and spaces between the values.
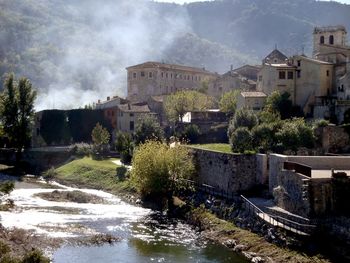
53, 157, 134, 194
189, 207, 330, 263
189, 143, 232, 153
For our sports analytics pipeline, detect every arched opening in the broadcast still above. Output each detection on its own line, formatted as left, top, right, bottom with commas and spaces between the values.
320, 36, 324, 44
329, 35, 334, 45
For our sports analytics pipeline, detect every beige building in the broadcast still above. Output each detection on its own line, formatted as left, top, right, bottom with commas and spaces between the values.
116, 103, 155, 134
126, 62, 218, 102
237, 92, 267, 111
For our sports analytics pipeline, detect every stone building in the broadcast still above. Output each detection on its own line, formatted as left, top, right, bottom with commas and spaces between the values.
116, 102, 155, 134
126, 62, 218, 102
233, 64, 261, 81
236, 91, 267, 111
95, 96, 128, 129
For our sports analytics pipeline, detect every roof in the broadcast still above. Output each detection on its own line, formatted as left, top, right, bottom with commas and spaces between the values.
314, 25, 347, 34
240, 91, 267, 98
118, 103, 151, 113
126, 61, 217, 75
233, 64, 262, 72
264, 49, 288, 63
268, 63, 296, 69
294, 55, 334, 65
150, 95, 166, 103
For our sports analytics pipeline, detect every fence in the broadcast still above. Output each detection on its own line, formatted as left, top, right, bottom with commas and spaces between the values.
241, 195, 317, 235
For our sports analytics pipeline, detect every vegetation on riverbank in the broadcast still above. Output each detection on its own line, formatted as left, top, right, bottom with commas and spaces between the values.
188, 207, 330, 263
51, 157, 134, 195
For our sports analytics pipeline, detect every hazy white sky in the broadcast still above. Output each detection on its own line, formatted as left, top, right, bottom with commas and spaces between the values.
155, 0, 350, 4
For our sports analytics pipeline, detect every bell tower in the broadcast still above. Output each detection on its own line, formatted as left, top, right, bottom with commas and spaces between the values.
313, 25, 347, 57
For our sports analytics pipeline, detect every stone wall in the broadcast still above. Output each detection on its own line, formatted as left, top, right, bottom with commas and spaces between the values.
190, 148, 259, 194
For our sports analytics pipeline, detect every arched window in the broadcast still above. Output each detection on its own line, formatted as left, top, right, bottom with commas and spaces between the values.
329, 35, 334, 45
320, 36, 324, 44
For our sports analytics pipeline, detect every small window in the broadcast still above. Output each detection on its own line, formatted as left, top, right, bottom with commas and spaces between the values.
297, 60, 301, 67
279, 71, 286, 79
171, 73, 173, 79
326, 70, 329, 77
148, 72, 153, 78
329, 35, 334, 45
130, 113, 134, 117
287, 71, 294, 79
130, 121, 134, 131
133, 72, 137, 78
320, 36, 324, 44
166, 73, 168, 78
121, 112, 123, 117
297, 70, 301, 78
111, 111, 114, 116
141, 71, 145, 77
161, 72, 164, 78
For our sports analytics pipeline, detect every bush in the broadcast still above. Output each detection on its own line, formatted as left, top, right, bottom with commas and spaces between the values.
228, 108, 257, 139
182, 124, 201, 144
230, 127, 253, 153
116, 166, 128, 180
131, 141, 194, 197
21, 249, 50, 263
41, 167, 57, 181
0, 181, 15, 195
72, 143, 92, 157
134, 114, 164, 145
115, 132, 133, 165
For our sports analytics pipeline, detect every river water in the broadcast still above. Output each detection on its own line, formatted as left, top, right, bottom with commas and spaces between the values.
0, 178, 248, 263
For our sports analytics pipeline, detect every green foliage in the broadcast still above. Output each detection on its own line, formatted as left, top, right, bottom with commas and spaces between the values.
72, 143, 92, 157
0, 241, 10, 255
0, 73, 36, 152
252, 122, 278, 152
21, 249, 50, 263
0, 181, 15, 195
91, 123, 110, 154
313, 119, 329, 128
190, 143, 231, 153
131, 141, 194, 197
116, 166, 128, 180
219, 90, 239, 116
134, 114, 164, 145
228, 108, 258, 135
164, 90, 214, 123
115, 132, 133, 164
41, 167, 57, 181
182, 124, 201, 144
275, 118, 315, 151
40, 110, 70, 145
230, 127, 253, 153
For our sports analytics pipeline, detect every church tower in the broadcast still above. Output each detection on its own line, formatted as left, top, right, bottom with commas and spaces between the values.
313, 25, 347, 57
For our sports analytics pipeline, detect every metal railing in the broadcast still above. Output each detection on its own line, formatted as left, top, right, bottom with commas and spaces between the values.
241, 195, 317, 235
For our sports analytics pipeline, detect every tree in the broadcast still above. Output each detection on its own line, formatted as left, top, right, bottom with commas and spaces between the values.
134, 114, 164, 145
115, 131, 133, 164
228, 108, 258, 136
91, 123, 110, 154
131, 141, 194, 198
164, 90, 214, 123
219, 90, 239, 116
0, 73, 36, 159
230, 127, 253, 153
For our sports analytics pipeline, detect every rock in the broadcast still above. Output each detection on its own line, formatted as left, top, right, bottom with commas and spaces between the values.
242, 251, 253, 260
252, 256, 265, 263
135, 199, 142, 205
233, 244, 248, 252
223, 239, 237, 248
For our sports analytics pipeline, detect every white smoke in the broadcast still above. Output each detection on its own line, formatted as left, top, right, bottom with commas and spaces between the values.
35, 0, 191, 110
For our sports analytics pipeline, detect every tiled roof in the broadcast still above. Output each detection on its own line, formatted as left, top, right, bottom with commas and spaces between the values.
126, 61, 217, 75
295, 55, 334, 65
264, 49, 288, 62
241, 91, 267, 98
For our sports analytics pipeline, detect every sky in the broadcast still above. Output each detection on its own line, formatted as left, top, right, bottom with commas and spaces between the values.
155, 0, 350, 4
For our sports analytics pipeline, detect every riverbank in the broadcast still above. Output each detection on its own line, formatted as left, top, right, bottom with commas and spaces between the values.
47, 157, 333, 263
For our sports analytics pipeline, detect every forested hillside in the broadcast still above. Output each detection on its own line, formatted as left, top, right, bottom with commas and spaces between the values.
0, 0, 349, 109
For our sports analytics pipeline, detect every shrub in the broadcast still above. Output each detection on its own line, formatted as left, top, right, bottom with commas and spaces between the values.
41, 167, 57, 181
72, 143, 92, 157
131, 141, 194, 197
0, 240, 10, 256
134, 114, 164, 145
0, 181, 15, 195
228, 108, 257, 139
230, 127, 253, 153
182, 124, 201, 144
115, 132, 133, 164
21, 249, 50, 263
116, 166, 128, 180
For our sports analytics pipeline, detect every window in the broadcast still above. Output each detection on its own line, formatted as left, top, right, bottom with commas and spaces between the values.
326, 70, 329, 77
279, 71, 286, 79
297, 70, 301, 78
130, 113, 134, 117
171, 73, 173, 79
111, 111, 114, 117
297, 60, 301, 67
130, 121, 134, 131
161, 72, 164, 78
148, 72, 153, 78
133, 72, 137, 78
329, 35, 334, 45
320, 36, 324, 44
141, 71, 145, 77
166, 73, 168, 78
287, 71, 294, 79
121, 112, 123, 117
258, 75, 262, 81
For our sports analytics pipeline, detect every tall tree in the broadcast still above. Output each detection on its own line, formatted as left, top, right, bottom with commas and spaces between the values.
164, 90, 214, 123
219, 90, 239, 117
91, 122, 110, 153
0, 73, 36, 159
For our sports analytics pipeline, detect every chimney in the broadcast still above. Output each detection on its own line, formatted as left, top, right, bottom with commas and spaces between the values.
107, 96, 110, 101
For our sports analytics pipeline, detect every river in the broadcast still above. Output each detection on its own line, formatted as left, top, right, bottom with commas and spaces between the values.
0, 177, 248, 263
